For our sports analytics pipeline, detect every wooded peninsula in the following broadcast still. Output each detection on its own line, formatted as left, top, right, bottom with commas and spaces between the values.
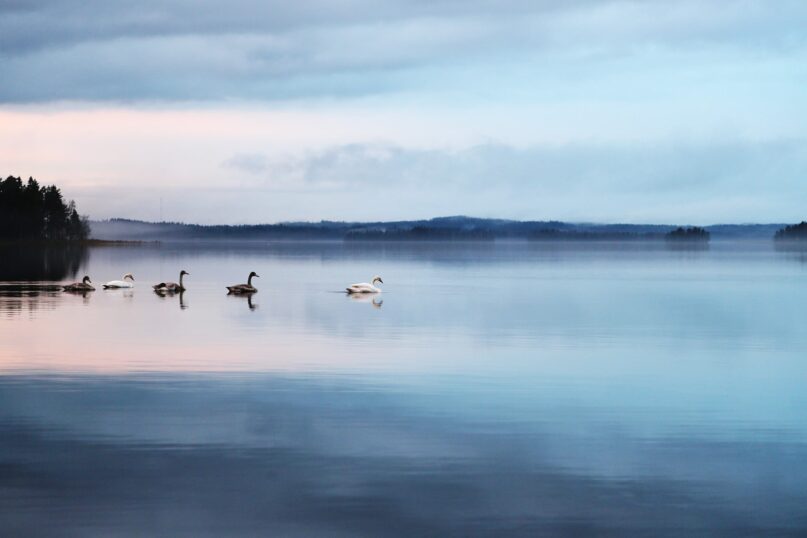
1, 175, 89, 242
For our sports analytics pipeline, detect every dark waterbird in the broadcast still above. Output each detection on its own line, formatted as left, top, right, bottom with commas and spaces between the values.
227, 271, 259, 294
62, 276, 95, 292
153, 270, 189, 293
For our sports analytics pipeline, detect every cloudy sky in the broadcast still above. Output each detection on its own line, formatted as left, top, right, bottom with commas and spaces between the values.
1, 0, 805, 224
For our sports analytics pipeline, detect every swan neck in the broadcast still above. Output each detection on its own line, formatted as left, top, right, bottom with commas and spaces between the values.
247, 274, 253, 286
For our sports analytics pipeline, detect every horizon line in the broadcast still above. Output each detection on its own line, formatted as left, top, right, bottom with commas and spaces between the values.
90, 216, 796, 228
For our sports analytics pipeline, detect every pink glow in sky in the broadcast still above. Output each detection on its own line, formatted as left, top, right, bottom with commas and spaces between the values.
2, 0, 806, 223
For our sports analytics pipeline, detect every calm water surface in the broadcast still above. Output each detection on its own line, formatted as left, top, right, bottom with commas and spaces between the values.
1, 241, 806, 536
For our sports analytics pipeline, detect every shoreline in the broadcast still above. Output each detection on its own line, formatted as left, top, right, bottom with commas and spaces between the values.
0, 239, 155, 247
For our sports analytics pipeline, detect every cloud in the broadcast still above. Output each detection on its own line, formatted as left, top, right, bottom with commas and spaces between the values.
249, 139, 805, 192
153, 139, 807, 224
223, 152, 268, 174
1, 0, 805, 103
2, 2, 805, 222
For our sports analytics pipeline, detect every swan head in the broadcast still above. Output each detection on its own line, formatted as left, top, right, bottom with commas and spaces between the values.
372, 275, 383, 286
249, 271, 259, 278
82, 276, 92, 284
124, 273, 134, 281
180, 270, 189, 277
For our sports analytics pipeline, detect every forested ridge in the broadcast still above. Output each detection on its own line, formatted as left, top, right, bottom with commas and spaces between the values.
774, 222, 807, 241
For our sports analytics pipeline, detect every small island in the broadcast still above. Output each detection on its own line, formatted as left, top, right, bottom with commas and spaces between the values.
774, 222, 807, 241
1, 175, 89, 242
665, 226, 710, 242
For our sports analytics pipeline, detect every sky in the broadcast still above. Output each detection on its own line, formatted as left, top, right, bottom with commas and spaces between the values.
0, 0, 805, 224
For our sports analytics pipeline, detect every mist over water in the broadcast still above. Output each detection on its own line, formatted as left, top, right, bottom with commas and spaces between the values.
1, 241, 807, 535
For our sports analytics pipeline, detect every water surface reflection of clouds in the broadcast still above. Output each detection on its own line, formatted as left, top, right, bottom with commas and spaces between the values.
1, 374, 806, 536
1, 242, 806, 535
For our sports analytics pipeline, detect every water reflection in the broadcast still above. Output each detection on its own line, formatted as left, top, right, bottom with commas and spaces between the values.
0, 243, 88, 280
1, 241, 806, 535
1, 374, 806, 536
663, 241, 710, 252
106, 288, 135, 301
61, 289, 94, 305
774, 241, 807, 264
0, 284, 63, 318
154, 289, 188, 309
348, 293, 383, 309
228, 291, 258, 310
61, 288, 93, 297
0, 283, 63, 293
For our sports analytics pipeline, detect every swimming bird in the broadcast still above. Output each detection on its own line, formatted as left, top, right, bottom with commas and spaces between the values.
103, 273, 135, 289
226, 271, 259, 294
63, 276, 95, 292
346, 275, 383, 294
153, 270, 189, 293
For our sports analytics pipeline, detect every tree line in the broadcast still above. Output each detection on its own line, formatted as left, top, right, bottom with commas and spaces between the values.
774, 222, 807, 241
0, 175, 89, 241
665, 226, 710, 241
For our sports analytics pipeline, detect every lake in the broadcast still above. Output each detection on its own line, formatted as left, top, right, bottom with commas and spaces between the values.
1, 241, 806, 536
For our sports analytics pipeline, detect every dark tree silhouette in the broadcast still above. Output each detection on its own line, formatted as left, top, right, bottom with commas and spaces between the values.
0, 175, 89, 241
665, 226, 710, 241
774, 222, 807, 241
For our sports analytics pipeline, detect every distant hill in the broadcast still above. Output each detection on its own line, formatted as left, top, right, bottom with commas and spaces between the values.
89, 217, 788, 242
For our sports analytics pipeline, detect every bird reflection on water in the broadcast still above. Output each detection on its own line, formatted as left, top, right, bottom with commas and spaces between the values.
348, 293, 383, 309
61, 288, 94, 305
154, 289, 188, 310
228, 291, 258, 310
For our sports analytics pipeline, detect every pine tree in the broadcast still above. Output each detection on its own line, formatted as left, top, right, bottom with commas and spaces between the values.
0, 175, 89, 241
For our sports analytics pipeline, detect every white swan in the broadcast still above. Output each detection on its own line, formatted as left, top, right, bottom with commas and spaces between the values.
103, 273, 135, 289
346, 275, 383, 294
